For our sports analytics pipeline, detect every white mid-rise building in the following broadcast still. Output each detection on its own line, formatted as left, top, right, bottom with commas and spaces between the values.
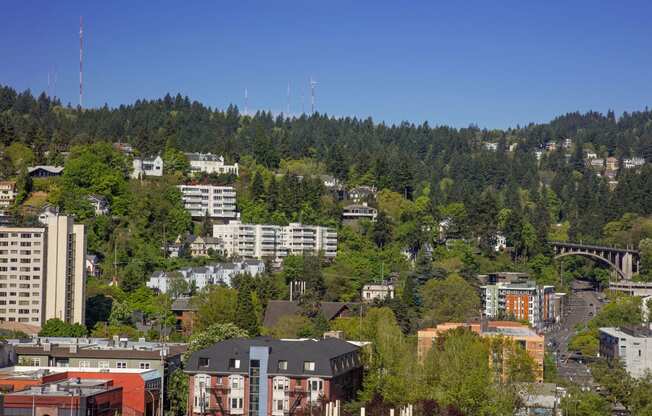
178, 185, 237, 219
213, 221, 337, 259
624, 157, 646, 169
599, 327, 652, 378
0, 215, 86, 327
185, 153, 239, 176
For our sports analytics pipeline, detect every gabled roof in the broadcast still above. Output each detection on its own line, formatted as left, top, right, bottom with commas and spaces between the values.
263, 301, 353, 328
185, 337, 360, 378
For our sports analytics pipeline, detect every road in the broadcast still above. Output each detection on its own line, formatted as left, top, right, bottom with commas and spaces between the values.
546, 280, 603, 387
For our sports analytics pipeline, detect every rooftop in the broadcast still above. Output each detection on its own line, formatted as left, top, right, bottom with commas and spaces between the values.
601, 326, 652, 338
8, 378, 117, 397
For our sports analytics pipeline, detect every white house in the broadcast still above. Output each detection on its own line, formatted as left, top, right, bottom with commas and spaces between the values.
494, 233, 507, 252
87, 195, 109, 216
185, 153, 239, 176
362, 283, 395, 303
38, 205, 60, 225
132, 156, 164, 179
484, 142, 498, 151
342, 202, 378, 224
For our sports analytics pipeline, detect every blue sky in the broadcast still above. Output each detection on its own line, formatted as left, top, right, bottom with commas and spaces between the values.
1, 1, 651, 128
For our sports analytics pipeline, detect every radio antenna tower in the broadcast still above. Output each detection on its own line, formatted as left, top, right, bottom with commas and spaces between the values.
310, 77, 318, 114
244, 88, 248, 116
286, 82, 291, 116
79, 16, 83, 108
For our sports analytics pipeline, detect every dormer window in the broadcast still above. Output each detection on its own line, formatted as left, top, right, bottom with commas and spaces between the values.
229, 358, 241, 369
303, 361, 315, 371
199, 357, 210, 367
278, 360, 288, 371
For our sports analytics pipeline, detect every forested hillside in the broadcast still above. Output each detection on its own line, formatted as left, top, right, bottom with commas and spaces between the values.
2, 84, 652, 245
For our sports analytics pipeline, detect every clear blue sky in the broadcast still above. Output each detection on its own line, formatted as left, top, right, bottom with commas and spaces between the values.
2, 1, 651, 128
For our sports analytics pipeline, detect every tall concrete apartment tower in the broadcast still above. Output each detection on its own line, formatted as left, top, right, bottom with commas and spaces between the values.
0, 227, 47, 325
45, 215, 86, 325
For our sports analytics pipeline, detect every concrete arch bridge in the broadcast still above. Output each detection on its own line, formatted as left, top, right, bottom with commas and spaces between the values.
551, 241, 640, 280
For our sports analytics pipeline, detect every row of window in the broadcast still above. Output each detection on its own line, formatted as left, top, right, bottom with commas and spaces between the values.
0, 233, 42, 239
27, 359, 152, 369
200, 358, 316, 372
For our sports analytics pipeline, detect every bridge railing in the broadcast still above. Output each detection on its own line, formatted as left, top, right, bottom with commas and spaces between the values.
549, 240, 639, 254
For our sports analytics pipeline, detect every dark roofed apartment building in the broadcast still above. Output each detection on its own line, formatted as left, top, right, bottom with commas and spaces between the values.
185, 337, 362, 416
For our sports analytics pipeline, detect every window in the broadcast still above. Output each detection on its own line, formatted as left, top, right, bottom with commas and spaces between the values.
277, 360, 288, 371
98, 361, 109, 369
116, 361, 127, 369
228, 358, 240, 369
303, 361, 315, 371
79, 360, 90, 368
198, 357, 210, 367
139, 362, 151, 369
230, 398, 243, 410
30, 358, 41, 366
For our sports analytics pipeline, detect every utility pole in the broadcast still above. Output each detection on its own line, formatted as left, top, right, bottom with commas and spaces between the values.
310, 77, 318, 114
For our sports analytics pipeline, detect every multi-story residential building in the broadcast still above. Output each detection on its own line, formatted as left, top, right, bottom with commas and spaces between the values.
0, 226, 47, 326
132, 156, 164, 179
9, 336, 185, 373
562, 138, 573, 149
44, 215, 86, 325
178, 185, 237, 220
417, 321, 545, 382
599, 326, 652, 378
185, 153, 239, 176
0, 215, 86, 327
0, 180, 17, 210
606, 156, 619, 171
146, 260, 265, 293
342, 203, 378, 224
213, 221, 337, 260
185, 337, 363, 416
481, 281, 555, 330
624, 157, 646, 169
361, 283, 394, 302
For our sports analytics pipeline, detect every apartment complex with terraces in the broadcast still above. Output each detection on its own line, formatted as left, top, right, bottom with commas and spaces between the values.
213, 221, 337, 260
178, 185, 238, 220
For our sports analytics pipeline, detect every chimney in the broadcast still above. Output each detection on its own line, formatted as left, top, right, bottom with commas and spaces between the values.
69, 344, 78, 354
112, 335, 119, 346
43, 342, 51, 352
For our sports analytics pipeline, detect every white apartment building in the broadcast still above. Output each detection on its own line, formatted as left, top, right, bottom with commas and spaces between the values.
213, 221, 338, 259
624, 157, 646, 169
599, 327, 652, 378
0, 227, 46, 325
132, 156, 163, 179
0, 215, 86, 326
178, 185, 237, 220
146, 260, 265, 293
185, 153, 239, 176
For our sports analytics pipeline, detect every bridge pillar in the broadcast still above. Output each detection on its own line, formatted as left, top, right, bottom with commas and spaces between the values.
622, 253, 633, 280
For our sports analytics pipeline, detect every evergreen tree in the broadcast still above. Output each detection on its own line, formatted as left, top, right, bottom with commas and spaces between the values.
235, 276, 259, 336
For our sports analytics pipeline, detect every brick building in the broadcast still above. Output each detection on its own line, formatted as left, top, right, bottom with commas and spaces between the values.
481, 281, 556, 330
417, 321, 545, 382
185, 337, 363, 416
1, 378, 123, 416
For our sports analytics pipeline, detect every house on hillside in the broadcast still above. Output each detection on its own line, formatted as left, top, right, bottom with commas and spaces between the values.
342, 203, 378, 224
28, 166, 64, 178
132, 156, 163, 179
87, 194, 109, 215
263, 300, 354, 328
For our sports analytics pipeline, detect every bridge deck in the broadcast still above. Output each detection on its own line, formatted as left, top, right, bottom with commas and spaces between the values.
550, 241, 639, 255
